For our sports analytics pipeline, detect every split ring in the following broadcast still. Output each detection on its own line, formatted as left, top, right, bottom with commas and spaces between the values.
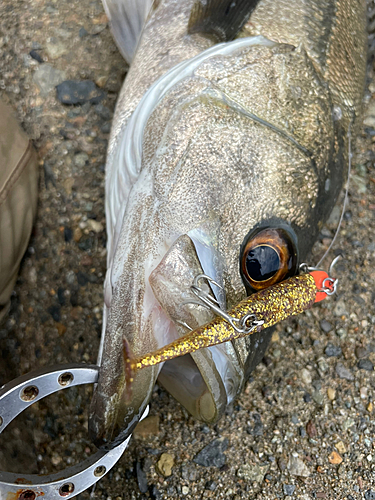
0, 364, 148, 499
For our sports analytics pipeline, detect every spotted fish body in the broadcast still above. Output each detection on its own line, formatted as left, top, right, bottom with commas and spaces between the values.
90, 0, 367, 448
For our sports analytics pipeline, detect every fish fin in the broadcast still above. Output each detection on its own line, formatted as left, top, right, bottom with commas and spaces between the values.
102, 0, 154, 62
188, 0, 261, 42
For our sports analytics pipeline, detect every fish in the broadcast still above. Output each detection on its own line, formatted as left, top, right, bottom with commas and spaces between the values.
89, 0, 367, 449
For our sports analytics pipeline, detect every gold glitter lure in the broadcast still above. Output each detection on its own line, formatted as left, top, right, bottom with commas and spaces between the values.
124, 271, 332, 384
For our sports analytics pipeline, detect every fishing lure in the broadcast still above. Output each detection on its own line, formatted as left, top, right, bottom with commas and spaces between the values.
125, 269, 336, 383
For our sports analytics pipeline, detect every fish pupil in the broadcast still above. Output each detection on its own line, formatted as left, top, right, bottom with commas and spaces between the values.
245, 245, 280, 282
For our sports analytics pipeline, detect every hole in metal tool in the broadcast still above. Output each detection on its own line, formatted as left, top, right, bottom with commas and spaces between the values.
58, 372, 74, 386
59, 483, 75, 497
94, 465, 106, 477
20, 385, 39, 402
0, 415, 3, 427
18, 490, 36, 500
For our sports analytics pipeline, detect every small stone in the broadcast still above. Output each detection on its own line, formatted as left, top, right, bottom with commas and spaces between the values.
33, 64, 66, 96
327, 387, 336, 400
360, 387, 368, 399
51, 454, 62, 466
133, 415, 159, 439
181, 463, 197, 482
56, 80, 105, 105
182, 486, 189, 495
358, 359, 374, 371
287, 454, 310, 477
29, 49, 44, 63
237, 463, 269, 483
306, 420, 317, 438
193, 437, 228, 468
73, 227, 83, 242
271, 331, 280, 342
149, 485, 162, 500
283, 484, 295, 496
87, 219, 104, 233
367, 402, 373, 413
79, 27, 88, 38
205, 481, 217, 491
334, 300, 348, 317
136, 462, 148, 493
312, 390, 324, 405
47, 304, 61, 322
301, 368, 312, 385
46, 40, 68, 59
335, 441, 346, 454
74, 152, 89, 167
335, 363, 354, 381
320, 320, 333, 333
328, 451, 342, 464
303, 392, 312, 403
317, 358, 329, 373
365, 490, 375, 500
325, 343, 342, 357
156, 453, 174, 477
95, 103, 112, 120
95, 75, 108, 88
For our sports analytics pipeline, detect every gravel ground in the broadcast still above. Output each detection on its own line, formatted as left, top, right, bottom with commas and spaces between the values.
1, 1, 375, 499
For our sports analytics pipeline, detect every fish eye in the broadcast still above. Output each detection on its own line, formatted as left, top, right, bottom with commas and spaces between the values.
240, 227, 298, 291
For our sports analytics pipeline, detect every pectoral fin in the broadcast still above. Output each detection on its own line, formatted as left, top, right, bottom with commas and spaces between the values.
188, 0, 261, 42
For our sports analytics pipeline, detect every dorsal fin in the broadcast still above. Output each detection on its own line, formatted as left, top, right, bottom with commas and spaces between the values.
102, 0, 154, 63
188, 0, 261, 42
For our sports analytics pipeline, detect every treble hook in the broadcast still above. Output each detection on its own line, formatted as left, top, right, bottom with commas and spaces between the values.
188, 274, 264, 334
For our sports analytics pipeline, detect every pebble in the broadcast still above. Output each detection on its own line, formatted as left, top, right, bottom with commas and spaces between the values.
334, 300, 348, 317
237, 463, 269, 483
247, 413, 263, 436
368, 402, 373, 412
46, 40, 68, 59
181, 486, 189, 495
335, 441, 347, 454
320, 320, 333, 333
56, 80, 105, 105
325, 343, 342, 357
301, 368, 312, 385
365, 490, 375, 500
156, 453, 174, 477
356, 346, 369, 358
327, 387, 336, 400
335, 363, 354, 381
287, 454, 310, 477
136, 461, 148, 493
95, 103, 112, 120
205, 481, 217, 491
87, 219, 104, 233
283, 484, 295, 496
181, 463, 197, 482
328, 451, 342, 464
133, 415, 159, 439
74, 152, 89, 167
29, 49, 44, 63
306, 420, 317, 438
358, 359, 374, 371
193, 437, 228, 468
33, 64, 66, 96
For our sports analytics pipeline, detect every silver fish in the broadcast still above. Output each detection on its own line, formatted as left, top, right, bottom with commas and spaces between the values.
89, 0, 367, 448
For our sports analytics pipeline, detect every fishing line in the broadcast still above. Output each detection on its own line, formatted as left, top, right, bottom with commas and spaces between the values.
315, 122, 352, 268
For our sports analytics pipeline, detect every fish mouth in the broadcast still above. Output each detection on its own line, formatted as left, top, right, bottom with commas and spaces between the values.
89, 232, 243, 450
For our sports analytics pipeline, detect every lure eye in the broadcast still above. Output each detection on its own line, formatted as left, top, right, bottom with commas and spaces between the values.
240, 228, 297, 291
